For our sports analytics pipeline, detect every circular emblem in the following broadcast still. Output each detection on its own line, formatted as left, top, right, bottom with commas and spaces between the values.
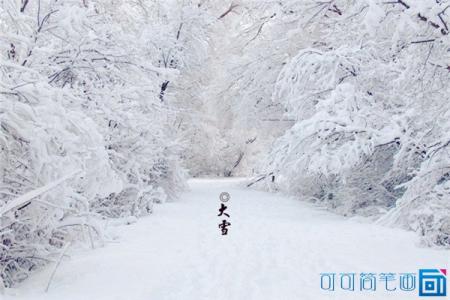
219, 192, 230, 202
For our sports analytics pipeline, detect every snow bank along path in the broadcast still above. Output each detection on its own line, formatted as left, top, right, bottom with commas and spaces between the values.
5, 178, 449, 300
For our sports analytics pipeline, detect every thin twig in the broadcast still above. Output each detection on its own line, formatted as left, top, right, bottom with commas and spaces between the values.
45, 241, 71, 292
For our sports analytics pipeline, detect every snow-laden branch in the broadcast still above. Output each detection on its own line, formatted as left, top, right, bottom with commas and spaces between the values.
0, 170, 82, 217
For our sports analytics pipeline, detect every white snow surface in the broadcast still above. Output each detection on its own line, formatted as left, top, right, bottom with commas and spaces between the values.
4, 178, 448, 300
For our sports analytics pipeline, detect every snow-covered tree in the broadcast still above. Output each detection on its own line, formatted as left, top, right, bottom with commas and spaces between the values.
0, 0, 205, 286
260, 0, 450, 246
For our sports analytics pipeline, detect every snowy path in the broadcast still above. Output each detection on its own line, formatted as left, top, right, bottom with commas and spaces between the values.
5, 178, 449, 300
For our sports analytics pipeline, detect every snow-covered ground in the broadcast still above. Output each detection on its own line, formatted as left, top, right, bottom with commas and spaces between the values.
3, 178, 448, 300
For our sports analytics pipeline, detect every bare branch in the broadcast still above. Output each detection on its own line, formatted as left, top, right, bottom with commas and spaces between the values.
219, 3, 238, 19
20, 0, 29, 13
411, 39, 435, 44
